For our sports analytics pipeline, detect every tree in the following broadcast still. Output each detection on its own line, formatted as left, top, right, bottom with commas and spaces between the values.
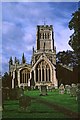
68, 3, 80, 82
2, 72, 12, 88
56, 50, 77, 67
68, 6, 80, 65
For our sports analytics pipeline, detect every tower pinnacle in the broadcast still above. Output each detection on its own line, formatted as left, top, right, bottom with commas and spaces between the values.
43, 18, 46, 25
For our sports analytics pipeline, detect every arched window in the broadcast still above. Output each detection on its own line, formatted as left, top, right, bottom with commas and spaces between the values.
20, 68, 30, 84
36, 60, 51, 82
48, 33, 49, 39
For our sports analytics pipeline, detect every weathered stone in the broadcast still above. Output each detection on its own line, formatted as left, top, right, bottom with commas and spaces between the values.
40, 85, 47, 96
18, 88, 24, 98
9, 25, 57, 90
59, 84, 65, 94
48, 86, 54, 92
9, 88, 18, 100
19, 96, 31, 110
70, 84, 77, 97
2, 87, 10, 101
65, 85, 71, 94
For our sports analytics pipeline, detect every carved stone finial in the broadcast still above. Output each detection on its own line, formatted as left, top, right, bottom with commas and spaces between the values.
9, 56, 13, 65
43, 18, 47, 26
22, 53, 26, 64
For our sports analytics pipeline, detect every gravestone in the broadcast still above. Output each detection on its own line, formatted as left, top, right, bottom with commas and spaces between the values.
19, 96, 31, 110
59, 84, 65, 94
24, 86, 28, 91
2, 87, 10, 101
65, 85, 71, 94
48, 86, 53, 92
70, 84, 77, 97
40, 85, 47, 96
9, 88, 18, 100
31, 86, 34, 90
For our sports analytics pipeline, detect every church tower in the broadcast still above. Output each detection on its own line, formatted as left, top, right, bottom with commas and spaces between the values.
31, 24, 57, 88
36, 25, 54, 51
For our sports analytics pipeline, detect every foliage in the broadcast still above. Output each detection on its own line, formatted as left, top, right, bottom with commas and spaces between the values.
56, 50, 77, 67
68, 7, 80, 64
2, 72, 12, 88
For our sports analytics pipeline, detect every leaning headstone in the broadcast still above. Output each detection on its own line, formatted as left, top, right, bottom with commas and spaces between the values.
65, 85, 71, 94
40, 85, 47, 96
59, 84, 65, 94
70, 84, 77, 97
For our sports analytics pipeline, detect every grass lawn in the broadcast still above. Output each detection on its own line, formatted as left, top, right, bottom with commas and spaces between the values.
2, 89, 79, 118
24, 89, 79, 112
3, 99, 67, 118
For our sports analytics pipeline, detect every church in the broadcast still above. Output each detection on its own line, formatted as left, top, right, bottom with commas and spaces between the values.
9, 24, 58, 89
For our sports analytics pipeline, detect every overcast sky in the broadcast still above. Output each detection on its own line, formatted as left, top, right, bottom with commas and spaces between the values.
2, 2, 78, 75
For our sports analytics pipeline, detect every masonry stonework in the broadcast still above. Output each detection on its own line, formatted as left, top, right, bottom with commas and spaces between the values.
9, 25, 58, 89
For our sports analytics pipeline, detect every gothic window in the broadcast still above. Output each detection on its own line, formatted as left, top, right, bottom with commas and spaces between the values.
40, 33, 41, 39
43, 33, 44, 39
20, 68, 30, 84
15, 71, 17, 80
46, 69, 47, 81
23, 73, 24, 83
27, 73, 28, 83
36, 69, 38, 82
39, 69, 41, 82
49, 69, 50, 81
32, 71, 34, 81
36, 60, 51, 82
41, 34, 43, 39
25, 73, 26, 83
45, 33, 47, 39
48, 33, 49, 39
42, 69, 44, 81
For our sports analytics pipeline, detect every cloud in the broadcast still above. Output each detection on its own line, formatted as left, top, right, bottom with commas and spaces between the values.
2, 2, 77, 74
53, 22, 74, 51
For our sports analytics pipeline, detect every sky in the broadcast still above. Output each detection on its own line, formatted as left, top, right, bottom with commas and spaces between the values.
2, 2, 78, 75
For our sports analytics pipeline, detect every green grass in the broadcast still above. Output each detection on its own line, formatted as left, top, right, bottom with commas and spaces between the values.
3, 99, 67, 118
2, 89, 79, 118
24, 89, 79, 112
3, 111, 66, 118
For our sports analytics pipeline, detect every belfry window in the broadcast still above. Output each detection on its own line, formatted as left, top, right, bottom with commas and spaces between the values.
45, 33, 47, 39
43, 33, 44, 39
48, 33, 49, 39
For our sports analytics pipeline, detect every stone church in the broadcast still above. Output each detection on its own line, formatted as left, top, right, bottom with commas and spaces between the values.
9, 25, 58, 89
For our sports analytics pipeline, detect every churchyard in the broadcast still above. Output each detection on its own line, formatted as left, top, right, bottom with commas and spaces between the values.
2, 84, 80, 119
